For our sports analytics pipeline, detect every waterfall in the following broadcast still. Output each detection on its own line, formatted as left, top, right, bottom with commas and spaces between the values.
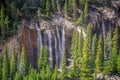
35, 23, 42, 56
46, 30, 53, 68
61, 26, 65, 51
55, 26, 66, 68
35, 23, 66, 68
102, 20, 106, 43
56, 27, 61, 68
54, 31, 59, 68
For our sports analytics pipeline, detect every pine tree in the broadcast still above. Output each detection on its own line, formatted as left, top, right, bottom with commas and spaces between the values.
111, 26, 119, 74
10, 47, 17, 79
27, 66, 37, 80
0, 5, 5, 39
71, 31, 80, 68
95, 35, 104, 73
60, 50, 67, 80
103, 60, 111, 76
4, 16, 10, 38
78, 29, 84, 64
40, 67, 46, 80
14, 72, 20, 80
46, 65, 52, 80
38, 47, 48, 71
2, 46, 10, 80
72, 0, 77, 20
45, 0, 52, 18
117, 54, 120, 75
10, 1, 17, 20
105, 32, 112, 60
80, 24, 93, 80
83, 0, 88, 21
18, 47, 28, 79
92, 34, 97, 69
64, 0, 68, 19
0, 55, 3, 79
79, 0, 86, 6
52, 66, 58, 80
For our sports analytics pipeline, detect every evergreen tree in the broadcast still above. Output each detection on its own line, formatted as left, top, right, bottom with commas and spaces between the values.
60, 50, 67, 80
45, 0, 52, 18
105, 32, 112, 60
83, 0, 88, 21
0, 55, 3, 79
46, 65, 52, 80
18, 47, 28, 79
78, 29, 84, 64
40, 67, 46, 80
71, 30, 82, 68
111, 26, 119, 73
103, 32, 112, 76
95, 35, 104, 73
52, 66, 58, 80
103, 61, 111, 76
79, 0, 86, 6
10, 47, 17, 79
72, 0, 77, 20
80, 24, 93, 80
4, 16, 10, 38
2, 46, 10, 80
27, 66, 37, 80
92, 34, 97, 69
117, 54, 120, 75
64, 0, 68, 19
14, 72, 20, 80
10, 1, 17, 20
0, 5, 5, 39
38, 47, 48, 71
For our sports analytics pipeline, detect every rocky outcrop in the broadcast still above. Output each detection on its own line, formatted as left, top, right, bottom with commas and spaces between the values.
4, 16, 84, 69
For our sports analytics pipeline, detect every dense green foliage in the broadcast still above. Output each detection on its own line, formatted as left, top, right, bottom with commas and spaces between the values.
2, 46, 10, 80
0, 0, 120, 80
0, 0, 90, 41
0, 26, 120, 80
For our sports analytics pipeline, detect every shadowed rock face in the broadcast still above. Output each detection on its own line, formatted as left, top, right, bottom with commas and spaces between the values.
89, 4, 120, 44
1, 1, 120, 68
5, 16, 80, 69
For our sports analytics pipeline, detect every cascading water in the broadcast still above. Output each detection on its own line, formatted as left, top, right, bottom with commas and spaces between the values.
35, 22, 66, 68
56, 27, 61, 68
54, 31, 59, 68
35, 23, 42, 56
61, 26, 65, 52
102, 20, 106, 43
46, 30, 53, 68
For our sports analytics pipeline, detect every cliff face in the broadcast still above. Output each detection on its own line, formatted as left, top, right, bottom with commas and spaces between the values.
0, 1, 120, 69
4, 16, 82, 68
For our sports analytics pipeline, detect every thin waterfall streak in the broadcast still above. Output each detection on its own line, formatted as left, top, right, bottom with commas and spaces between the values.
54, 31, 59, 68
102, 20, 106, 43
47, 30, 53, 68
62, 26, 65, 51
35, 23, 42, 57
56, 27, 61, 68
61, 26, 65, 65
